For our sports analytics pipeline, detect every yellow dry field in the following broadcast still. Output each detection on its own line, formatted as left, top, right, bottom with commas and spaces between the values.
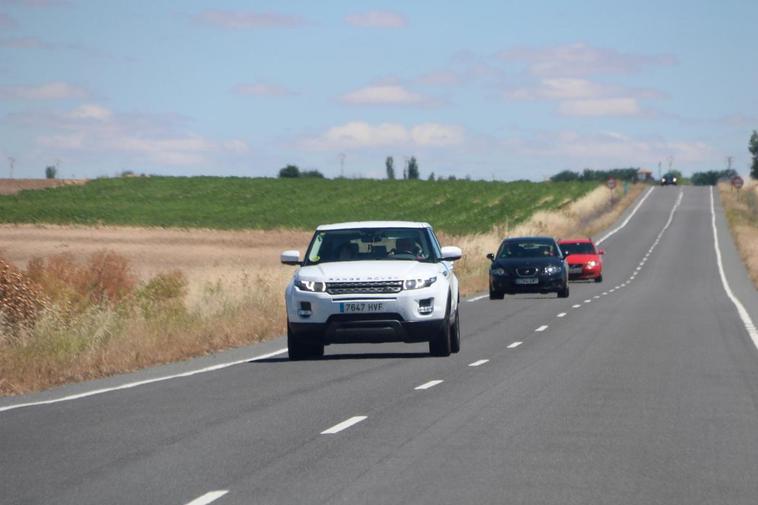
0, 226, 313, 307
0, 178, 87, 195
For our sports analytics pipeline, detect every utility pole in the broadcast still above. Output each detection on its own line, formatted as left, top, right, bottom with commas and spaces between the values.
726, 156, 734, 171
338, 153, 345, 178
657, 161, 662, 181
667, 155, 674, 173
7, 156, 15, 179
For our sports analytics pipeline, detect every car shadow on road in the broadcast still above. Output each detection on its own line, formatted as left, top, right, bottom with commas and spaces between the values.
251, 352, 432, 363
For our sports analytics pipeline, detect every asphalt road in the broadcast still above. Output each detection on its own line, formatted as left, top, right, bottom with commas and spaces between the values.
2, 186, 757, 505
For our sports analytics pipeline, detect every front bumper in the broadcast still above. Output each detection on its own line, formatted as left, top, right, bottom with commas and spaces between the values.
290, 315, 445, 344
567, 264, 601, 280
490, 274, 565, 294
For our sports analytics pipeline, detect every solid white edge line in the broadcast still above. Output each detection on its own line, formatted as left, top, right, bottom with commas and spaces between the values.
467, 294, 489, 302
710, 187, 758, 348
186, 490, 229, 505
0, 348, 289, 414
415, 379, 444, 390
596, 186, 655, 245
469, 359, 489, 367
535, 325, 548, 332
557, 312, 567, 318
507, 341, 523, 348
321, 416, 368, 434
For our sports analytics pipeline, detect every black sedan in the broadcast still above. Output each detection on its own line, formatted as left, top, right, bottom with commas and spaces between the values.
487, 236, 569, 299
660, 173, 678, 185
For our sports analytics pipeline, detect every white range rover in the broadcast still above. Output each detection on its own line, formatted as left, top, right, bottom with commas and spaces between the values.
281, 221, 463, 360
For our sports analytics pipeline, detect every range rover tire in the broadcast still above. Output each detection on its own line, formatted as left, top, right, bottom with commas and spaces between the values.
429, 299, 452, 357
450, 308, 461, 354
287, 323, 324, 360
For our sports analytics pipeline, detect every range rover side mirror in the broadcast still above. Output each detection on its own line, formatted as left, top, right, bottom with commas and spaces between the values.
280, 250, 301, 265
440, 246, 463, 261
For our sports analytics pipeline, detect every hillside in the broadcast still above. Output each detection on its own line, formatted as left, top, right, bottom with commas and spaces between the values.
0, 177, 598, 235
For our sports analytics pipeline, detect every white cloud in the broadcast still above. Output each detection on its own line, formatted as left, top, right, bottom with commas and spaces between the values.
507, 130, 713, 165
501, 42, 676, 77
417, 70, 461, 87
301, 121, 464, 150
68, 104, 112, 120
341, 85, 428, 106
558, 98, 641, 117
233, 82, 294, 97
194, 10, 304, 29
31, 105, 250, 167
507, 78, 615, 101
0, 81, 88, 100
411, 123, 465, 146
345, 10, 407, 28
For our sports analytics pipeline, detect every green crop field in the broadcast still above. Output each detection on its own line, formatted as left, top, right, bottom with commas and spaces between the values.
0, 177, 598, 234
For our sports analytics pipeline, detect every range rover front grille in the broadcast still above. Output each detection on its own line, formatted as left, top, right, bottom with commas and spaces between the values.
326, 280, 403, 295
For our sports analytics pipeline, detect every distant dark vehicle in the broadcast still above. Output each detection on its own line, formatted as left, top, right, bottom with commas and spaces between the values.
558, 238, 604, 283
660, 173, 678, 185
487, 236, 569, 300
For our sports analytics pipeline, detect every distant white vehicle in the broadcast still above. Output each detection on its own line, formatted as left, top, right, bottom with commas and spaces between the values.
281, 221, 462, 359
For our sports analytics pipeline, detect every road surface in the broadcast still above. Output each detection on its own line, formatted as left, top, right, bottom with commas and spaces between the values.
2, 186, 757, 505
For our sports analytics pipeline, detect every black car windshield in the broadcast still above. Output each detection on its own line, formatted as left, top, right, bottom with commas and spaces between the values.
559, 242, 596, 255
498, 239, 560, 259
304, 228, 438, 264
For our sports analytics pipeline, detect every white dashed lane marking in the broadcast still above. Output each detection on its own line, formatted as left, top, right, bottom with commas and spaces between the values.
557, 312, 567, 318
468, 359, 489, 367
507, 341, 523, 349
415, 380, 444, 390
572, 304, 581, 308
321, 416, 368, 434
185, 491, 229, 505
535, 325, 548, 332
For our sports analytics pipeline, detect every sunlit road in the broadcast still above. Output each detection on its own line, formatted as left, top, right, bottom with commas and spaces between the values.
2, 186, 757, 505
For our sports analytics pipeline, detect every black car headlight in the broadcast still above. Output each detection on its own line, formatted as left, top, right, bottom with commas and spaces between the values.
544, 265, 562, 275
491, 267, 506, 276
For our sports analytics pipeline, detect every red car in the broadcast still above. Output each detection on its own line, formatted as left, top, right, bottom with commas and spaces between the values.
558, 238, 604, 282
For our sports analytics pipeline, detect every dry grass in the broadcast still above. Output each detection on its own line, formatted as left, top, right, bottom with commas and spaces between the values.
0, 184, 646, 395
719, 180, 758, 288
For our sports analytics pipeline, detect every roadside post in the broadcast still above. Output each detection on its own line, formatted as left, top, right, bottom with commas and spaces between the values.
607, 177, 617, 205
731, 175, 744, 201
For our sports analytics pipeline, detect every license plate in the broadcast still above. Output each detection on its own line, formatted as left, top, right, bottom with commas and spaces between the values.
515, 278, 539, 285
569, 266, 582, 273
339, 302, 384, 313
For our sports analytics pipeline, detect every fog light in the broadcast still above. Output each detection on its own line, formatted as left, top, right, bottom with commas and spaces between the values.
418, 298, 434, 315
298, 301, 312, 318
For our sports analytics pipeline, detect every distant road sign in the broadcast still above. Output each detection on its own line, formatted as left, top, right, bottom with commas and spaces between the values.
732, 175, 744, 189
607, 178, 617, 190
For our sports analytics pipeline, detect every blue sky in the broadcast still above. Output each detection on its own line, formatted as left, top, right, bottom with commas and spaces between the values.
1, 0, 756, 180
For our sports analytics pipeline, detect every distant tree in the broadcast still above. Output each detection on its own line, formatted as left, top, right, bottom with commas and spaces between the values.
428, 172, 435, 181
120, 170, 136, 177
407, 156, 420, 179
550, 170, 579, 182
301, 169, 325, 178
385, 156, 395, 179
45, 165, 57, 179
278, 165, 300, 178
750, 130, 758, 179
448, 175, 457, 181
402, 167, 407, 179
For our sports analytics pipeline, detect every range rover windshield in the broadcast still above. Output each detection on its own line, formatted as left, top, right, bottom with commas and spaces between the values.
304, 228, 439, 264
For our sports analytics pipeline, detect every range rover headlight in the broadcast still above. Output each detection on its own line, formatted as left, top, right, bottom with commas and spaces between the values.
295, 279, 326, 292
405, 276, 437, 290
544, 265, 562, 275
